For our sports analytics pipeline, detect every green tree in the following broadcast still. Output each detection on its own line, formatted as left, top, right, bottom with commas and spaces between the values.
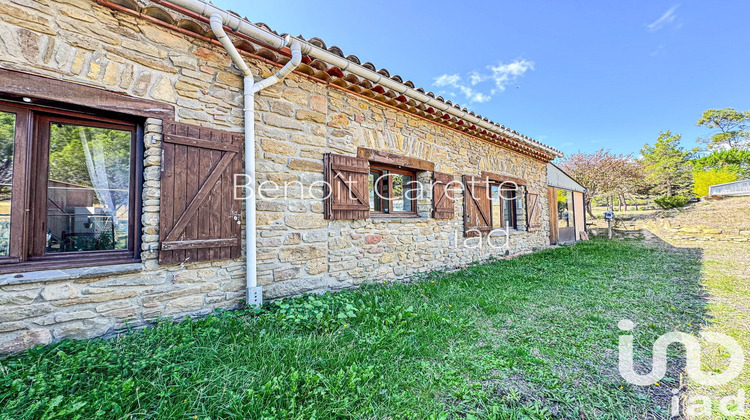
696, 108, 750, 150
691, 149, 750, 179
692, 168, 738, 197
0, 112, 15, 188
640, 131, 693, 196
48, 124, 131, 213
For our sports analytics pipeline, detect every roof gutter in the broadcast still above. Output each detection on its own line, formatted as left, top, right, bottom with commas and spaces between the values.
209, 13, 302, 308
165, 0, 563, 158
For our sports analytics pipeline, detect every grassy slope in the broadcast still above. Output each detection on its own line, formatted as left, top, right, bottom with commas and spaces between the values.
636, 197, 750, 418
0, 240, 705, 419
693, 240, 750, 418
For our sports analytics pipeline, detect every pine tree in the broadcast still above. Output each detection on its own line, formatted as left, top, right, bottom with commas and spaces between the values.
640, 131, 693, 196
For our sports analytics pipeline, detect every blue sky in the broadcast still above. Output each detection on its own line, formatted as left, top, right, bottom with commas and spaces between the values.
213, 0, 750, 157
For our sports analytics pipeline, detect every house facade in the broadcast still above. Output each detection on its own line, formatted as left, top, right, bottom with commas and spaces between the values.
0, 0, 562, 354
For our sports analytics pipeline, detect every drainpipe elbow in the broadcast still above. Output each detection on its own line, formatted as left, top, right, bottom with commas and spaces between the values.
209, 13, 252, 78
209, 13, 228, 43
251, 36, 303, 94
286, 38, 303, 67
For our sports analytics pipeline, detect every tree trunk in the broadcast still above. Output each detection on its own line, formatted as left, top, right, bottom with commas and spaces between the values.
666, 181, 673, 197
621, 193, 628, 211
586, 199, 595, 218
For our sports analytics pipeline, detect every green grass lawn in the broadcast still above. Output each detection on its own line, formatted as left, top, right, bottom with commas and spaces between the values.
0, 240, 708, 419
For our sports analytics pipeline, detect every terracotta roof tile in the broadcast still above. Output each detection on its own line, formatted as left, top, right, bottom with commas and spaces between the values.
328, 46, 345, 58
97, 0, 561, 160
345, 55, 361, 64
326, 67, 345, 78
308, 37, 326, 49
110, 0, 139, 11
255, 48, 277, 61
142, 6, 175, 25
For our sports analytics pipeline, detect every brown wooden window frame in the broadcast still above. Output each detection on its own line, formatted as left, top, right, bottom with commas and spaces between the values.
368, 164, 419, 218
0, 100, 142, 273
490, 182, 519, 230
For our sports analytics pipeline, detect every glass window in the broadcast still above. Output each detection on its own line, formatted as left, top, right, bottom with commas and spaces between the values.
392, 174, 413, 212
0, 101, 139, 271
368, 165, 416, 215
491, 185, 503, 228
369, 171, 377, 211
491, 184, 517, 229
369, 169, 386, 212
558, 189, 572, 228
46, 123, 132, 253
503, 190, 515, 228
0, 111, 15, 257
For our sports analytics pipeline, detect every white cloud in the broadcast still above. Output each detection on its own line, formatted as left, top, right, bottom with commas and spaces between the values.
488, 59, 535, 92
650, 44, 665, 56
433, 74, 461, 87
433, 73, 491, 103
469, 71, 485, 86
432, 59, 534, 104
647, 5, 679, 32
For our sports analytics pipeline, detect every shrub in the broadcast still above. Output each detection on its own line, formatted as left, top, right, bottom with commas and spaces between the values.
654, 195, 689, 209
692, 167, 739, 197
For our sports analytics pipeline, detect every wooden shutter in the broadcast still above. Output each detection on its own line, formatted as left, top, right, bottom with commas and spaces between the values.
463, 175, 492, 236
432, 172, 455, 219
323, 153, 369, 220
526, 192, 543, 231
159, 122, 242, 264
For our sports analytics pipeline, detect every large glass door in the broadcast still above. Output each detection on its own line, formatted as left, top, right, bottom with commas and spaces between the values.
39, 117, 134, 254
0, 111, 16, 257
557, 189, 576, 243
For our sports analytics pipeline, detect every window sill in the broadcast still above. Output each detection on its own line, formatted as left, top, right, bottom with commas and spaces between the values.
486, 228, 527, 235
370, 213, 423, 222
0, 260, 142, 287
371, 213, 420, 218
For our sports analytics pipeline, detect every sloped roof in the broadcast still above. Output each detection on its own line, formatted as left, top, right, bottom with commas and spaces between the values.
99, 0, 562, 162
547, 163, 586, 192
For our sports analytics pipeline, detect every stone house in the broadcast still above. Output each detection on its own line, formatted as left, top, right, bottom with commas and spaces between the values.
0, 0, 562, 354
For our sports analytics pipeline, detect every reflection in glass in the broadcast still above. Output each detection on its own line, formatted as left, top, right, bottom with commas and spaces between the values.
369, 171, 381, 212
0, 112, 15, 256
46, 123, 131, 253
391, 174, 412, 212
503, 190, 515, 228
491, 185, 503, 228
557, 190, 572, 228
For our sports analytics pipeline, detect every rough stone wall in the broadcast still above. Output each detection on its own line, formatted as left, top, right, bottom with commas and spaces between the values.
0, 0, 550, 354
253, 84, 550, 299
644, 221, 750, 242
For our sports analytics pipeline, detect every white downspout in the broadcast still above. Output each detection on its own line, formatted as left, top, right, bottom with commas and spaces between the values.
210, 14, 301, 307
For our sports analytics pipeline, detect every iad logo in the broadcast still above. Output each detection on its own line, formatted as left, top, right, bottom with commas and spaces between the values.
617, 319, 746, 416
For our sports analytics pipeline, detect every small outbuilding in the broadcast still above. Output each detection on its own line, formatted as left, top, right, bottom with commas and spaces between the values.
546, 163, 586, 244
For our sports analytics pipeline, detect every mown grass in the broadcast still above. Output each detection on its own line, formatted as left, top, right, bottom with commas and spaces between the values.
0, 239, 706, 419
685, 241, 750, 419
